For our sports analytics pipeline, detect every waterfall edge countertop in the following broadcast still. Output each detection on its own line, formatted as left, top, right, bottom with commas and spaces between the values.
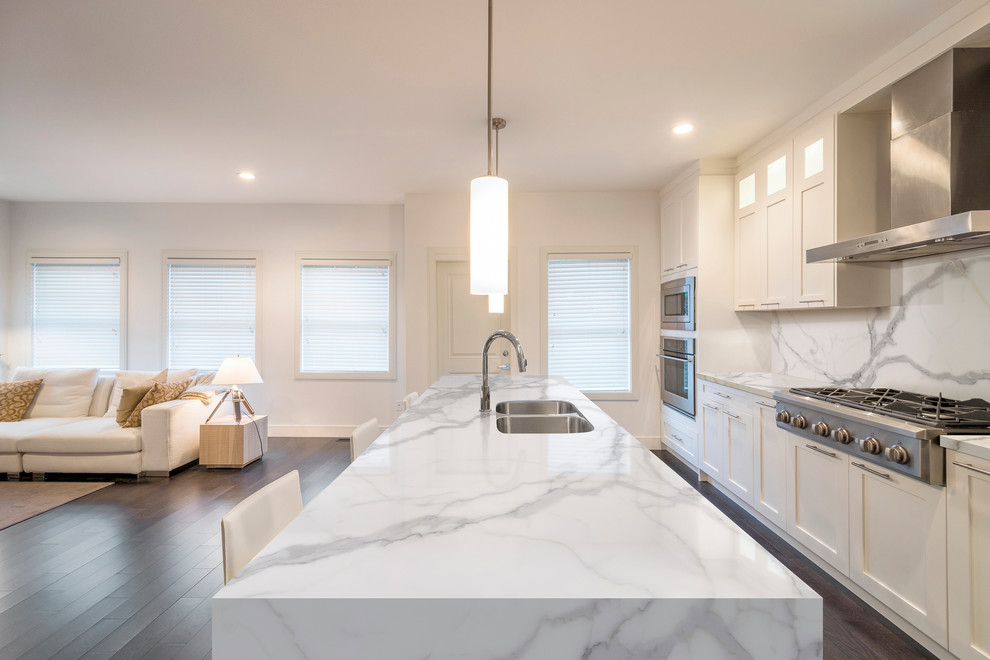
213, 376, 822, 659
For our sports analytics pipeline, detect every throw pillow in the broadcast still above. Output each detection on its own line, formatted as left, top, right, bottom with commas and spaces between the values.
167, 368, 197, 383
12, 367, 99, 418
116, 380, 161, 425
0, 379, 44, 422
193, 372, 216, 386
104, 369, 168, 418
122, 380, 192, 428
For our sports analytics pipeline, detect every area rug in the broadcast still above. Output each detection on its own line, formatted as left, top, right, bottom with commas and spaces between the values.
0, 482, 112, 530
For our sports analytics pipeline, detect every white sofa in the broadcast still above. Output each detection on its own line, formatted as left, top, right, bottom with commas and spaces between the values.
1, 372, 214, 478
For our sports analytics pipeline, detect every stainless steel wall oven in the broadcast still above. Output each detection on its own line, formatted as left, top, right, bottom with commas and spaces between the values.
659, 336, 695, 418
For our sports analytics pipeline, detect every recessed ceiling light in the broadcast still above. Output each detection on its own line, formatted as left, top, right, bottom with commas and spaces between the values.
238, 172, 256, 180
672, 123, 694, 135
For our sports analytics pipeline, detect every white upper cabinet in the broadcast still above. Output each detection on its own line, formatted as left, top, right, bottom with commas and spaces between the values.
660, 178, 699, 278
734, 111, 889, 311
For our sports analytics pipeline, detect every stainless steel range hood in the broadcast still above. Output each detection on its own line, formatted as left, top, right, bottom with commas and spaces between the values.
808, 49, 990, 263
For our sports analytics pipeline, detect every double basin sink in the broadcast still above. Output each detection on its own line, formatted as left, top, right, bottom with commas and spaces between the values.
494, 400, 594, 434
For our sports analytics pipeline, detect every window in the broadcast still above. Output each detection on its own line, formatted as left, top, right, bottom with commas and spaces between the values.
297, 255, 395, 378
543, 249, 637, 399
165, 257, 259, 370
30, 254, 126, 370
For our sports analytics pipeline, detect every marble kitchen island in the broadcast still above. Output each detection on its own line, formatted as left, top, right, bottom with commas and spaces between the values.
213, 376, 822, 659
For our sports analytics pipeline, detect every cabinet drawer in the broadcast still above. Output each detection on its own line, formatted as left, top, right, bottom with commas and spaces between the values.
700, 382, 756, 412
662, 410, 698, 467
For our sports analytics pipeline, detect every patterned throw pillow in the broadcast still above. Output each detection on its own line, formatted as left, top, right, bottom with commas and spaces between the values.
116, 380, 161, 425
121, 380, 192, 428
0, 379, 44, 422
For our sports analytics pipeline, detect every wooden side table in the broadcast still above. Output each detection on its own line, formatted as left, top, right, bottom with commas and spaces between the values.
200, 414, 269, 468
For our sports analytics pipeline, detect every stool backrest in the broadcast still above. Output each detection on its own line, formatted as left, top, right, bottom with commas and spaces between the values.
402, 392, 419, 410
350, 417, 380, 462
221, 470, 303, 584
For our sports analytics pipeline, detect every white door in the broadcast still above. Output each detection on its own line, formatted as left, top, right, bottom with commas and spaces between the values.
436, 260, 511, 376
699, 400, 724, 481
948, 454, 990, 660
752, 400, 787, 529
723, 407, 754, 505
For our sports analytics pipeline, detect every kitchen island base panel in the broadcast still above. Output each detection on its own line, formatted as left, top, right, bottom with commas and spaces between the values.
213, 597, 823, 659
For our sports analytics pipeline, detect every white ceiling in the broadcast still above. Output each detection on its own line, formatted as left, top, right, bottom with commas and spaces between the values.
0, 0, 963, 204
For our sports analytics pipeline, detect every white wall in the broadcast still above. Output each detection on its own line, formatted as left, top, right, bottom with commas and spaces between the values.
7, 202, 406, 435
405, 191, 662, 442
0, 201, 10, 380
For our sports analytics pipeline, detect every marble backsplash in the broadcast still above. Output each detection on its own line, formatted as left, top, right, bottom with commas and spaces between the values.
771, 246, 990, 401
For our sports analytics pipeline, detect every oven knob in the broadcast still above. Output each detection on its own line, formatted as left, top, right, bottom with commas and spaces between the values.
860, 436, 882, 454
832, 428, 853, 444
791, 415, 808, 429
885, 444, 910, 464
776, 410, 791, 424
812, 421, 831, 437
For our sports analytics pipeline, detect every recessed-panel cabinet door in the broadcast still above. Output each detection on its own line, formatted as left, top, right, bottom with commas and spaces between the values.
723, 407, 754, 505
763, 196, 794, 307
700, 400, 724, 480
660, 195, 681, 276
785, 435, 849, 573
794, 117, 836, 307
679, 182, 699, 271
948, 454, 990, 660
849, 461, 947, 646
753, 400, 787, 528
735, 210, 760, 309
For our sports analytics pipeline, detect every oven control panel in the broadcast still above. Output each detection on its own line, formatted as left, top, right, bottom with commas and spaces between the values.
774, 401, 944, 485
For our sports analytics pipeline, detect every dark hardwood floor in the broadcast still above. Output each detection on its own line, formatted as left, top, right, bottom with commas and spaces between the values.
0, 439, 933, 659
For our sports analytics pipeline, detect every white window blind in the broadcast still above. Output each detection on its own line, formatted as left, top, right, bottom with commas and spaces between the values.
31, 257, 123, 370
299, 260, 391, 375
166, 260, 257, 370
547, 255, 632, 393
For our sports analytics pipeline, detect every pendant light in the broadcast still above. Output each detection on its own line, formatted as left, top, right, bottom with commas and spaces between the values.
470, 0, 508, 298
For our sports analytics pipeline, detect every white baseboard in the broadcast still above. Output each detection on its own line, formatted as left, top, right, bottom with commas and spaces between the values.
269, 425, 352, 438
636, 435, 662, 450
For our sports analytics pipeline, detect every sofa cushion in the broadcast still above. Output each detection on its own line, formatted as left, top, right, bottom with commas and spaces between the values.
13, 368, 99, 418
0, 417, 84, 453
0, 379, 44, 422
89, 375, 115, 416
104, 369, 168, 418
17, 417, 142, 454
122, 380, 191, 428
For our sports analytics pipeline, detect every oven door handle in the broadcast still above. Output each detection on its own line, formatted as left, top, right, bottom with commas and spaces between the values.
805, 444, 838, 458
658, 353, 693, 363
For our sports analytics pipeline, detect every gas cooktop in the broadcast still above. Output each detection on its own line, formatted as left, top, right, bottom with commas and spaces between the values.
789, 387, 990, 432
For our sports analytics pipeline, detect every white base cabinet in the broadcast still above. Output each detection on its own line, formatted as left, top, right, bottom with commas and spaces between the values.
785, 434, 850, 574
849, 461, 947, 647
752, 397, 787, 529
948, 451, 990, 660
661, 408, 698, 469
698, 382, 754, 504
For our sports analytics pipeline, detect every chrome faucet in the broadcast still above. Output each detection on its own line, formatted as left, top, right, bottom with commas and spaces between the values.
481, 330, 527, 412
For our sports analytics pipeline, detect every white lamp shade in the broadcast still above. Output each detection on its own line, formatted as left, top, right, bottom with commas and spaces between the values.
488, 294, 504, 314
470, 175, 509, 295
213, 357, 263, 386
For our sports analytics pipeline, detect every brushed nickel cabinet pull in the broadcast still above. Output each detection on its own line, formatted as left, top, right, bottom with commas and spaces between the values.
953, 461, 990, 478
852, 462, 891, 480
805, 444, 837, 458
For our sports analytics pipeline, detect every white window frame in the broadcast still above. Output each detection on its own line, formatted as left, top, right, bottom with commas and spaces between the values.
541, 246, 639, 401
295, 252, 397, 380
162, 252, 262, 371
27, 250, 128, 371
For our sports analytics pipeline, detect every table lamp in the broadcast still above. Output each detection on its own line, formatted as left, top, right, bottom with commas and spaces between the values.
206, 356, 263, 423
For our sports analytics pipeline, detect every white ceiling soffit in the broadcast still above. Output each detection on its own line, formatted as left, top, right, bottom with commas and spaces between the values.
0, 0, 963, 203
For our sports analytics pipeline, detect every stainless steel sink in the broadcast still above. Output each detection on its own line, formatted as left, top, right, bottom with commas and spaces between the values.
495, 414, 594, 434
494, 400, 580, 416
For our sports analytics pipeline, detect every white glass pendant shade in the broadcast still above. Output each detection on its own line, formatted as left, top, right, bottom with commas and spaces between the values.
470, 175, 509, 295
488, 294, 504, 313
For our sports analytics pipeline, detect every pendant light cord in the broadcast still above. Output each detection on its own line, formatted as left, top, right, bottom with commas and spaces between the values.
487, 0, 494, 177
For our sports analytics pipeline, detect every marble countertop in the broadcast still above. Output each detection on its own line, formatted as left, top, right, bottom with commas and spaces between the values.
698, 371, 831, 398
216, 375, 817, 601
941, 435, 990, 462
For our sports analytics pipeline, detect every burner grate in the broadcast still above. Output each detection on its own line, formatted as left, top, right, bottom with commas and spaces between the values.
789, 386, 990, 429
